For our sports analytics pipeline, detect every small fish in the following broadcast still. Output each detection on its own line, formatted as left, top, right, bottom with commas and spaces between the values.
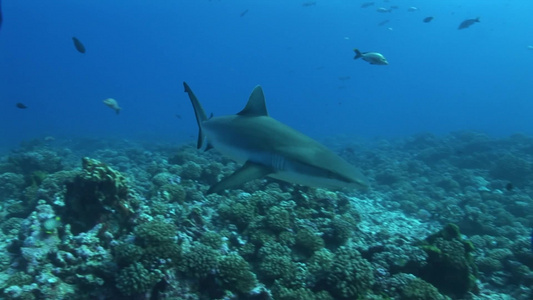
378, 19, 390, 26
407, 6, 418, 12
338, 76, 350, 81
353, 48, 388, 65
240, 9, 249, 17
531, 229, 533, 251
458, 17, 480, 30
390, 5, 399, 9
16, 103, 28, 109
360, 2, 374, 8
42, 216, 62, 234
72, 37, 86, 53
376, 7, 392, 13
302, 1, 316, 7
505, 182, 513, 191
0, 0, 3, 30
423, 16, 434, 23
103, 98, 121, 114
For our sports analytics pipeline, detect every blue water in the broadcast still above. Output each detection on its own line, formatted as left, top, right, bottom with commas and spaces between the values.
1, 0, 532, 149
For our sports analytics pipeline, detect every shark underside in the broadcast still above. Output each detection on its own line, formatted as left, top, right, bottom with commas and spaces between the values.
183, 82, 368, 194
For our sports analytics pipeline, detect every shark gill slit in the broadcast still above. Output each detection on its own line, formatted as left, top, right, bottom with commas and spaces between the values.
271, 154, 286, 171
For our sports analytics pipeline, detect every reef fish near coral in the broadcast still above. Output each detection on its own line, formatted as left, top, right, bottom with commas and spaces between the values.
103, 98, 121, 114
183, 82, 369, 194
72, 36, 86, 53
458, 17, 480, 30
16, 102, 28, 109
360, 2, 374, 8
0, 0, 3, 30
353, 48, 388, 65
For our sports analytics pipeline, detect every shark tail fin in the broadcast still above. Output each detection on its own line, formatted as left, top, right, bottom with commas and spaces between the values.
353, 48, 363, 59
183, 82, 208, 149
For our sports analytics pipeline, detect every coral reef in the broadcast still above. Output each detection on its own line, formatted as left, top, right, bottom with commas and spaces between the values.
0, 133, 531, 299
62, 157, 138, 234
418, 223, 478, 298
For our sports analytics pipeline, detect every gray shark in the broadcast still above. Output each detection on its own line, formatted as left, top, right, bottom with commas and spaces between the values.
183, 82, 369, 194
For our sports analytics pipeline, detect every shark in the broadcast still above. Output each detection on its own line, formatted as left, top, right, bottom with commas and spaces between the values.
183, 82, 369, 194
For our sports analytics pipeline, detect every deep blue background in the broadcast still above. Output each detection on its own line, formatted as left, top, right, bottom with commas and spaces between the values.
1, 0, 532, 150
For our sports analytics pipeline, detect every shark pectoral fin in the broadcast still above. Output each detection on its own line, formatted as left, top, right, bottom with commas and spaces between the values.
204, 143, 214, 152
207, 161, 272, 194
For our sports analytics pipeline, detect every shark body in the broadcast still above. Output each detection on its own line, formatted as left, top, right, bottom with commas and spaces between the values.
183, 82, 368, 194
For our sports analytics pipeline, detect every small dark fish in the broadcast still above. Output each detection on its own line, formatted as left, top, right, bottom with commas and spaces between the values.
16, 103, 28, 109
72, 37, 86, 53
458, 17, 480, 30
378, 19, 390, 26
175, 114, 182, 119
505, 182, 514, 191
302, 1, 316, 7
423, 16, 434, 23
240, 9, 249, 17
0, 0, 3, 30
360, 2, 374, 8
338, 76, 351, 81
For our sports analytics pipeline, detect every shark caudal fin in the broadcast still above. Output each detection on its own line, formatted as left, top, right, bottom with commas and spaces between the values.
183, 82, 209, 149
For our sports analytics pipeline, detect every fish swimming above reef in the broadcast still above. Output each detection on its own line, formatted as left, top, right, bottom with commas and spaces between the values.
0, 0, 3, 30
458, 17, 480, 30
377, 19, 390, 26
183, 82, 369, 194
72, 37, 86, 53
103, 98, 121, 114
360, 2, 374, 8
353, 48, 388, 65
16, 102, 28, 109
423, 16, 434, 23
530, 229, 533, 251
376, 7, 392, 13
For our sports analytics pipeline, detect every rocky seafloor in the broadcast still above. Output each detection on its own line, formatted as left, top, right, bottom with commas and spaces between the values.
0, 131, 531, 300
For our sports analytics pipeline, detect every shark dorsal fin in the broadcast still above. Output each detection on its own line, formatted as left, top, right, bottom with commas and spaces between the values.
237, 85, 268, 116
